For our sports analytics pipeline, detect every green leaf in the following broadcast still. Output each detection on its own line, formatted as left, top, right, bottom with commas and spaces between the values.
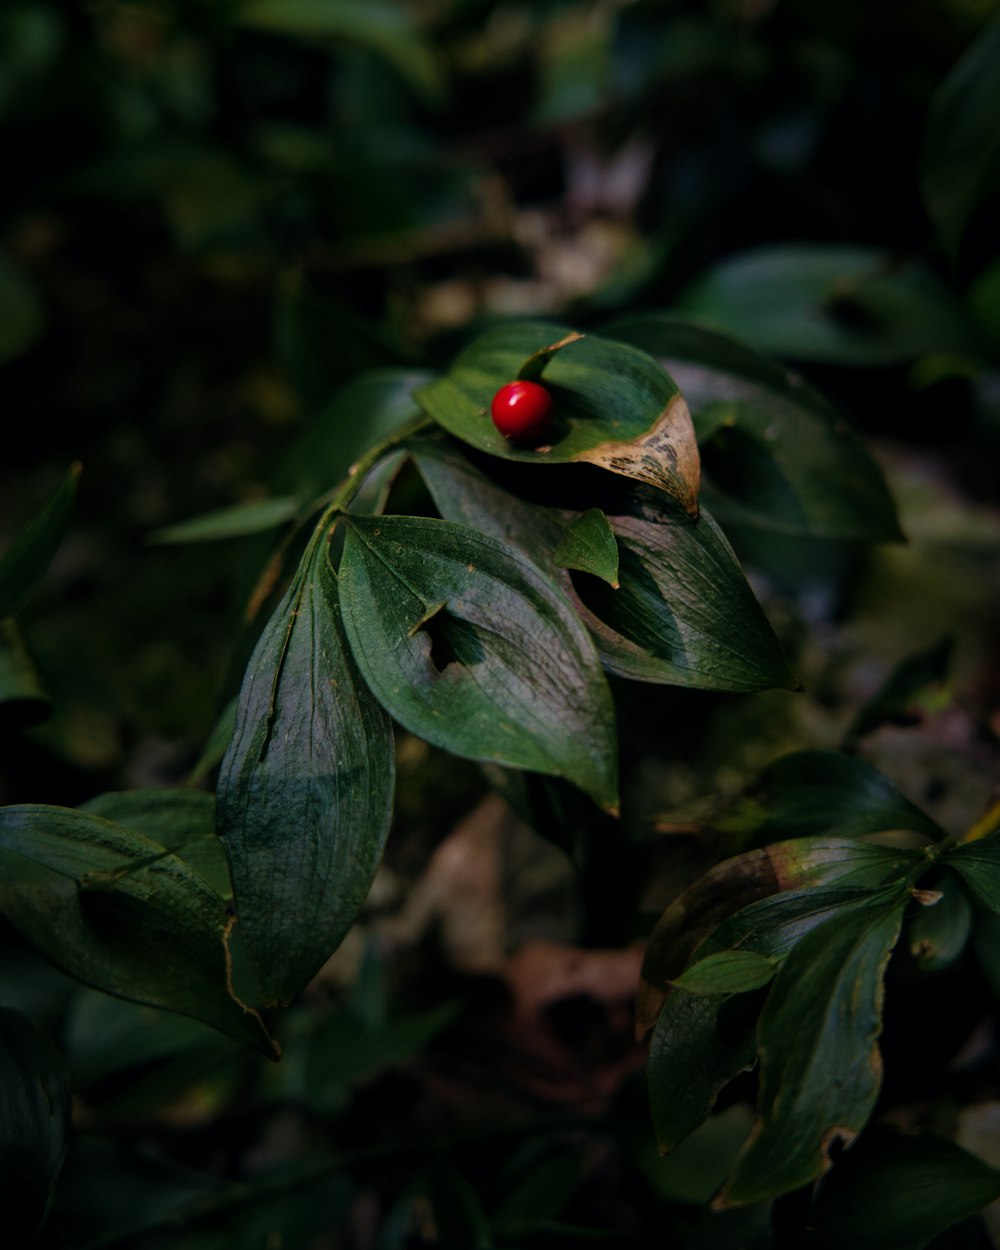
908, 872, 973, 972
922, 19, 1000, 265
648, 885, 872, 1154
809, 1126, 1000, 1250
636, 1104, 755, 1208
639, 834, 920, 1033
150, 497, 299, 545
516, 330, 585, 382
231, 0, 444, 106
414, 322, 701, 515
676, 246, 976, 365
714, 749, 946, 848
0, 249, 44, 365
0, 1007, 71, 1249
603, 316, 902, 541
0, 617, 52, 729
553, 509, 620, 587
412, 440, 794, 694
0, 463, 80, 618
672, 950, 778, 995
0, 805, 276, 1056
277, 368, 434, 506
944, 831, 1000, 912
718, 897, 907, 1206
648, 983, 760, 1157
80, 789, 230, 898
217, 538, 395, 1006
645, 841, 919, 1153
570, 502, 797, 693
409, 437, 573, 571
338, 513, 619, 810
80, 789, 215, 845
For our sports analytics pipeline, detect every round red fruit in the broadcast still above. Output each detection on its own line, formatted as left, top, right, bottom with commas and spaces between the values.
490, 380, 553, 443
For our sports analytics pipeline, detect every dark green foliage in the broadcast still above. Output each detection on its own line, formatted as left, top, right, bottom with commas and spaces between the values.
2, 2, 1000, 1247
339, 513, 619, 809
217, 540, 395, 1006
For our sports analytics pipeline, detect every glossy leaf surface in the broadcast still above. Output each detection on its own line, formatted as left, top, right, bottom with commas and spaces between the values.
648, 989, 760, 1157
671, 950, 778, 995
553, 508, 620, 587
338, 513, 618, 809
413, 441, 794, 694
81, 789, 230, 898
0, 805, 275, 1055
0, 1007, 71, 1248
646, 841, 918, 1154
571, 503, 796, 692
604, 316, 901, 540
410, 438, 571, 573
719, 897, 906, 1206
217, 540, 395, 1005
414, 322, 700, 514
676, 246, 975, 365
640, 835, 920, 1031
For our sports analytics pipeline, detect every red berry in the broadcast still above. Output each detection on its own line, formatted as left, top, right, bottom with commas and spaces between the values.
490, 380, 553, 444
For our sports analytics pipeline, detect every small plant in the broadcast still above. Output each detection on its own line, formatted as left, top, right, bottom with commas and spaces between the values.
2, 8, 999, 1240
7, 302, 1000, 1245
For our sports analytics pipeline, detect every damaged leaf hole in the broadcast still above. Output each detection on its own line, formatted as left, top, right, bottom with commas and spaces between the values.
413, 603, 484, 676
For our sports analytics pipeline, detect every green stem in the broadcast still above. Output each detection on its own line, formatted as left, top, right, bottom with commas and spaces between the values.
243, 414, 432, 621
315, 413, 432, 533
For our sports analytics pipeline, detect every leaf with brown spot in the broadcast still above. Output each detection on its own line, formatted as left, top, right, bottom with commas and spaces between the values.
645, 847, 918, 1156
717, 895, 908, 1207
604, 314, 903, 540
638, 836, 917, 1035
908, 872, 972, 971
414, 322, 700, 514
